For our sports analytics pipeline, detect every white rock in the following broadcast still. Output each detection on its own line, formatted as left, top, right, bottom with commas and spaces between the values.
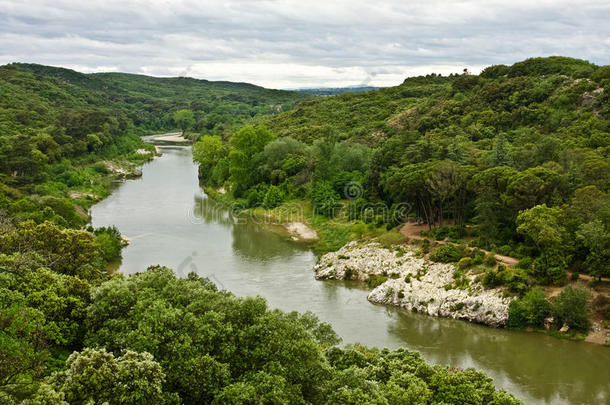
314, 242, 511, 327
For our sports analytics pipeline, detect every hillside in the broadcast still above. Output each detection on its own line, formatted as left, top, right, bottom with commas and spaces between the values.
6, 63, 308, 134
195, 57, 610, 334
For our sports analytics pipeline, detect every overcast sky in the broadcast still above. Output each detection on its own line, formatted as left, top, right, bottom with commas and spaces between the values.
1, 0, 609, 89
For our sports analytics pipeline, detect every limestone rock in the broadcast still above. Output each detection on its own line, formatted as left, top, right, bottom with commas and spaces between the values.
314, 241, 511, 327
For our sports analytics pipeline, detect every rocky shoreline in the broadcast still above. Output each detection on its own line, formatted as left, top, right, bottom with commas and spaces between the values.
314, 241, 512, 327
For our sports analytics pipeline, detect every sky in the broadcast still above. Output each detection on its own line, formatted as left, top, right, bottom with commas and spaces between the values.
1, 0, 609, 89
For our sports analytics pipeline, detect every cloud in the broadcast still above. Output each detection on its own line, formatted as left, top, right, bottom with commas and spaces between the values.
0, 0, 609, 88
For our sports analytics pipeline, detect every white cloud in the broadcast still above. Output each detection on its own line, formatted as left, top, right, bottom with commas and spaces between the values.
0, 0, 608, 88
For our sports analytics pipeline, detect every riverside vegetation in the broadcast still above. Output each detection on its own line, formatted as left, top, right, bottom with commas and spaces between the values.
0, 63, 522, 403
193, 57, 610, 341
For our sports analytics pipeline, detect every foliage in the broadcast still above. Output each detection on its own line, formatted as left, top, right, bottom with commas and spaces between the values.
430, 244, 465, 263
552, 285, 592, 331
192, 135, 227, 184
508, 288, 551, 328
311, 182, 341, 218
263, 185, 284, 208
27, 348, 176, 405
516, 205, 569, 284
172, 109, 195, 134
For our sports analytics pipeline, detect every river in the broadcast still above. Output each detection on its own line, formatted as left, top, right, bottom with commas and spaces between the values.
91, 145, 610, 405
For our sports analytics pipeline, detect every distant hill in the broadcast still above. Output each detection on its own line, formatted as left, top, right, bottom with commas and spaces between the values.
295, 86, 381, 96
264, 57, 609, 145
3, 63, 309, 135
0, 62, 308, 185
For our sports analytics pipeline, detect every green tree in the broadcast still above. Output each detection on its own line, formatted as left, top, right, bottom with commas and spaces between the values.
576, 220, 610, 281
311, 182, 340, 217
228, 126, 275, 190
491, 133, 513, 167
516, 204, 569, 284
193, 135, 227, 183
552, 285, 591, 331
173, 109, 195, 134
35, 348, 175, 405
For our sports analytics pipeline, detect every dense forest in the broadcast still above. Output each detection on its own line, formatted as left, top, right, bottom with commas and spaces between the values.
194, 57, 610, 332
0, 63, 522, 403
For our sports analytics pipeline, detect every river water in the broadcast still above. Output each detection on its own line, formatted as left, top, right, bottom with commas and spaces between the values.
91, 145, 610, 405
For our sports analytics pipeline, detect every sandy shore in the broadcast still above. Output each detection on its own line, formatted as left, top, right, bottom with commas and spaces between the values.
285, 222, 319, 242
151, 132, 190, 143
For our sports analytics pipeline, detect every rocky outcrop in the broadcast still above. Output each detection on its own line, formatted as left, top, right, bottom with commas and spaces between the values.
104, 161, 142, 179
314, 241, 511, 327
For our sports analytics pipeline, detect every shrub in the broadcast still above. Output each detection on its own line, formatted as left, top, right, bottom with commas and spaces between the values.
508, 300, 527, 328
428, 226, 467, 241
263, 185, 284, 208
94, 226, 123, 262
366, 274, 387, 288
520, 288, 551, 326
457, 257, 472, 270
430, 244, 464, 263
516, 257, 532, 269
377, 231, 405, 247
311, 181, 340, 218
245, 184, 268, 208
552, 285, 592, 331
484, 254, 497, 267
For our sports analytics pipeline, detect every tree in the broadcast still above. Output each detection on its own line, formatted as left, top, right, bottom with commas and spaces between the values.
425, 161, 466, 227
84, 266, 333, 403
34, 348, 176, 405
311, 182, 340, 217
228, 126, 275, 190
192, 135, 227, 183
552, 285, 591, 331
470, 166, 518, 247
491, 133, 513, 167
516, 204, 570, 283
576, 220, 610, 281
173, 109, 195, 135
263, 185, 284, 208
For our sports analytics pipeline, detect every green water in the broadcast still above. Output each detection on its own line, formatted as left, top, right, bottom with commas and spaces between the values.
91, 145, 610, 405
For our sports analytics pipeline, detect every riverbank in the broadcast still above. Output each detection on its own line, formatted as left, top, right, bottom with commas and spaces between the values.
92, 146, 610, 405
201, 188, 610, 345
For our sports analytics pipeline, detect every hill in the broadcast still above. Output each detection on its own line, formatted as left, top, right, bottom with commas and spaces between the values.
6, 63, 309, 134
195, 56, 610, 290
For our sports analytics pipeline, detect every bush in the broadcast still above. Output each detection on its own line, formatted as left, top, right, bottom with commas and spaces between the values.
245, 184, 268, 208
430, 244, 464, 263
472, 255, 484, 266
366, 274, 387, 288
457, 257, 472, 269
521, 288, 551, 326
552, 285, 591, 331
484, 254, 497, 267
94, 226, 123, 262
263, 185, 284, 208
377, 231, 404, 247
508, 300, 527, 328
428, 226, 467, 241
482, 270, 500, 289
311, 181, 340, 218
516, 257, 532, 269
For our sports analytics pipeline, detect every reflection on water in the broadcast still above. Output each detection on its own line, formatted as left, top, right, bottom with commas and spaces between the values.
90, 146, 609, 405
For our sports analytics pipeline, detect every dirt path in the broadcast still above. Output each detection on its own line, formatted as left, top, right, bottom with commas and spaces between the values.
400, 222, 610, 281
400, 222, 519, 267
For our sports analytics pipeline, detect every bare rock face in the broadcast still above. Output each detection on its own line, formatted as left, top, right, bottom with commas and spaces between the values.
314, 241, 511, 327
